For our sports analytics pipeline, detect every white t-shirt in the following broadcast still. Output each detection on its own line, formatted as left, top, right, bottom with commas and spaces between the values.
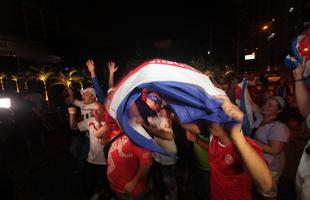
296, 139, 310, 200
295, 114, 310, 200
78, 118, 106, 165
152, 137, 177, 165
253, 113, 290, 172
148, 115, 177, 165
74, 100, 95, 120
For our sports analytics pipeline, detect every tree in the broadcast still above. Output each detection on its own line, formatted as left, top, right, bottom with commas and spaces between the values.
0, 72, 6, 91
31, 67, 54, 101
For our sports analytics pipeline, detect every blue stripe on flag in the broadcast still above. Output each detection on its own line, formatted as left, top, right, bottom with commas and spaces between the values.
291, 37, 303, 63
240, 80, 252, 135
116, 81, 237, 155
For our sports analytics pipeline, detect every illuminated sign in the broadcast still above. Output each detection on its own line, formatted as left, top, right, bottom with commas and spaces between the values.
245, 53, 255, 60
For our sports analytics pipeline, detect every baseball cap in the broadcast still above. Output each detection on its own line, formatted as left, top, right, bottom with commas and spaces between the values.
80, 87, 96, 97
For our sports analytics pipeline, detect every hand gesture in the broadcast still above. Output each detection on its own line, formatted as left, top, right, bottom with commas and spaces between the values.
68, 107, 77, 115
186, 130, 197, 143
293, 61, 306, 80
216, 95, 244, 122
124, 181, 136, 195
86, 59, 95, 72
107, 61, 118, 74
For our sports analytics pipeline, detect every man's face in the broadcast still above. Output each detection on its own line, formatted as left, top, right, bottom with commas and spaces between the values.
92, 103, 104, 121
82, 91, 96, 104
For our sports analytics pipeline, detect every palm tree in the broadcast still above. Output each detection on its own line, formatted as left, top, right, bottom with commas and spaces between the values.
52, 69, 82, 89
32, 67, 54, 101
11, 74, 21, 93
0, 73, 6, 91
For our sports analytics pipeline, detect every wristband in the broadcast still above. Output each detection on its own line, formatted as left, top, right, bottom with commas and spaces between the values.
295, 78, 304, 82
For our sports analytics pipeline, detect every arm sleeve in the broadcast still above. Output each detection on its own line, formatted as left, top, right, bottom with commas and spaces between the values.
92, 76, 106, 103
268, 123, 290, 143
77, 119, 89, 132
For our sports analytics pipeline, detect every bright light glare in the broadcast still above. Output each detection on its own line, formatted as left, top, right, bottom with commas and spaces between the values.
245, 53, 255, 60
0, 98, 11, 108
262, 25, 268, 30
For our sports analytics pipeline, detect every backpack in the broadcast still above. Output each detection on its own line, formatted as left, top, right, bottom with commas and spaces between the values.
103, 134, 123, 159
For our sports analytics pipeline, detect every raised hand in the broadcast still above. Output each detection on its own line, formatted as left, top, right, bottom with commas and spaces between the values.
186, 130, 197, 143
107, 61, 118, 74
124, 181, 137, 195
68, 107, 77, 115
216, 95, 244, 122
86, 59, 95, 72
293, 62, 306, 80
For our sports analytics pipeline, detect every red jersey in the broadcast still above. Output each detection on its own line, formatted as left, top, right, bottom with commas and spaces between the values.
103, 110, 122, 139
107, 135, 153, 196
209, 136, 264, 200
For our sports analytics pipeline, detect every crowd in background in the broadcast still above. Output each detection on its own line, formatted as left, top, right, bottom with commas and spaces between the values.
0, 58, 309, 200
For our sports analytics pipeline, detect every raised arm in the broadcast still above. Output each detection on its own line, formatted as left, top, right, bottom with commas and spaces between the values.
107, 61, 118, 89
143, 117, 174, 140
294, 62, 310, 119
186, 130, 209, 150
68, 107, 78, 130
220, 97, 272, 193
94, 123, 110, 138
86, 59, 105, 103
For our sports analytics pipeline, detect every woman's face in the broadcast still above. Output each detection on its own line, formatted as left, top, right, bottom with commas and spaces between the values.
261, 98, 281, 117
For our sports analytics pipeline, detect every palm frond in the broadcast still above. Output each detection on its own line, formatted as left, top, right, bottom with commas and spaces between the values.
0, 74, 6, 79
52, 70, 82, 88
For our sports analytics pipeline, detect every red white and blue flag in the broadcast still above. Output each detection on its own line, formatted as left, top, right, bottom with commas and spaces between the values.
108, 59, 237, 155
285, 28, 310, 83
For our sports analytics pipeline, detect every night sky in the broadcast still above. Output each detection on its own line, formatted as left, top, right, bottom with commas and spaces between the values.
52, 1, 237, 66
0, 0, 240, 73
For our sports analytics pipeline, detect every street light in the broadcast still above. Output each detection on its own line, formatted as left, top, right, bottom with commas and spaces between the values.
262, 25, 269, 31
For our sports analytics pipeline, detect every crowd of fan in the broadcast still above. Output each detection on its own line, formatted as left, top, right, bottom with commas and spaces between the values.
0, 59, 309, 200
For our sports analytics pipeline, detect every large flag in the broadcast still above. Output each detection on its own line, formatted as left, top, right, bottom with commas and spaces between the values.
239, 80, 254, 136
108, 59, 237, 155
284, 28, 310, 83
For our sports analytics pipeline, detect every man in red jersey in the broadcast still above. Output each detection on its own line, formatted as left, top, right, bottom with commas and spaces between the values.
186, 96, 272, 200
107, 133, 153, 200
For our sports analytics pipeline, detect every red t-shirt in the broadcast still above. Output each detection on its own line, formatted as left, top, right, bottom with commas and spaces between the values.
235, 85, 241, 101
107, 135, 153, 196
209, 136, 264, 200
103, 111, 122, 139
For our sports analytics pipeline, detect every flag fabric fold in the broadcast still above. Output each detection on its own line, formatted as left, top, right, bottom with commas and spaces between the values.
108, 59, 238, 155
